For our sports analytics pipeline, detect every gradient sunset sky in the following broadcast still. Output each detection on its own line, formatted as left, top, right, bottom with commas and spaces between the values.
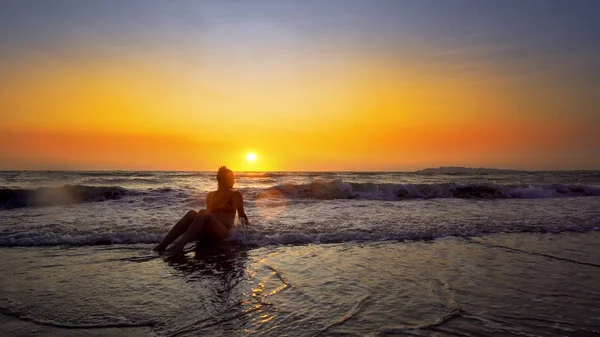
1, 0, 598, 171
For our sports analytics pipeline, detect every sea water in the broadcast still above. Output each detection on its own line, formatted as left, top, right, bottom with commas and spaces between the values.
1, 170, 599, 336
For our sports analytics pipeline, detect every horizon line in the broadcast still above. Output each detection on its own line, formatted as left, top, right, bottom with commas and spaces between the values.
1, 167, 599, 173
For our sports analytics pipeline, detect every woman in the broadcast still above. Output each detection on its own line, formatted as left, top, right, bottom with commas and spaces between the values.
153, 166, 249, 253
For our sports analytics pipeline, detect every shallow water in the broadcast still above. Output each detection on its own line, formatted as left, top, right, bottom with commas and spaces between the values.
1, 232, 600, 336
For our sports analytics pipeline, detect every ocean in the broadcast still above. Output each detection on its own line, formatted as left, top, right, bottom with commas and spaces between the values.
1, 170, 599, 336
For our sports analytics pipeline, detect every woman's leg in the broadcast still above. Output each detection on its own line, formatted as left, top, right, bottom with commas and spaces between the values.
153, 210, 203, 251
166, 214, 229, 254
202, 215, 230, 242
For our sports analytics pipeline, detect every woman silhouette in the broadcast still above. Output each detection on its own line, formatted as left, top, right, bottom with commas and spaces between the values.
153, 166, 249, 253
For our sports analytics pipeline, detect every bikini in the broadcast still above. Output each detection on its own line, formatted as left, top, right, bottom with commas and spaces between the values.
210, 190, 236, 229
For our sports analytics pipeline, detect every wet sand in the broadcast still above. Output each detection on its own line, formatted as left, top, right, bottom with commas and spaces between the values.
1, 231, 600, 336
0, 314, 151, 337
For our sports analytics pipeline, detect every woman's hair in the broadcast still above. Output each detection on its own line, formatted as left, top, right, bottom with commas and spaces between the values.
216, 166, 233, 186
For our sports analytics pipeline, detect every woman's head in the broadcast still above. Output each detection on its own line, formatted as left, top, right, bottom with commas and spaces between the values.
217, 166, 235, 189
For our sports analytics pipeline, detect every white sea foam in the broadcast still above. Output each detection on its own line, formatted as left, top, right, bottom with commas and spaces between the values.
1, 208, 597, 248
258, 180, 600, 200
1, 171, 599, 247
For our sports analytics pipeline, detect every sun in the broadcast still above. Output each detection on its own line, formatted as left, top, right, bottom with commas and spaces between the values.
246, 152, 257, 162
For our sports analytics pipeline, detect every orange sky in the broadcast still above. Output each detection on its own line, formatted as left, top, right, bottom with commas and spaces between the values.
1, 2, 598, 171
1, 52, 598, 171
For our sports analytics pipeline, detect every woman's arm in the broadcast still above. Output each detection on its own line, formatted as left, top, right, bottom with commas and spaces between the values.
232, 191, 249, 226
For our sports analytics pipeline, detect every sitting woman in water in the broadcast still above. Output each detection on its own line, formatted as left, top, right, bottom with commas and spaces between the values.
153, 166, 249, 253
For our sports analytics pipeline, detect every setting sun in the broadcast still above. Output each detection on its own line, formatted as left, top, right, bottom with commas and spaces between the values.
0, 1, 597, 173
246, 153, 257, 162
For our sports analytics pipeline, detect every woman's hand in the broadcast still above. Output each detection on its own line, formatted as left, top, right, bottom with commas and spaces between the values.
233, 191, 250, 227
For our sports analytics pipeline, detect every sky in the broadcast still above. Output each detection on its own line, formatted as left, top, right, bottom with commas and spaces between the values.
0, 0, 598, 171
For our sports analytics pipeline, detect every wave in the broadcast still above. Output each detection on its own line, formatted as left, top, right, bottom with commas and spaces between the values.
0, 232, 164, 247
2, 180, 599, 210
0, 185, 142, 209
1, 224, 598, 247
228, 225, 600, 247
260, 180, 600, 200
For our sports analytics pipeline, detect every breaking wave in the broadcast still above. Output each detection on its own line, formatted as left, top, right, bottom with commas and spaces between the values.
260, 180, 600, 200
0, 185, 141, 209
2, 180, 599, 210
